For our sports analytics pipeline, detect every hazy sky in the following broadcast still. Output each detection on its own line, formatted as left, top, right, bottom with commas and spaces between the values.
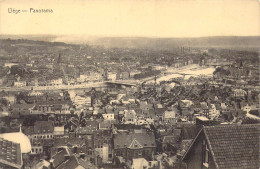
0, 0, 259, 37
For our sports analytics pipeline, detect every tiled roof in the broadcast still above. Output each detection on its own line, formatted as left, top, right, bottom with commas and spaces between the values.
155, 108, 167, 115
0, 138, 22, 169
53, 137, 85, 147
114, 129, 156, 149
33, 121, 54, 134
204, 124, 260, 169
51, 148, 68, 168
56, 155, 97, 169
51, 147, 73, 168
12, 103, 35, 109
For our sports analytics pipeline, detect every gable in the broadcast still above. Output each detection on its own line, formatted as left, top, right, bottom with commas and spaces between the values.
183, 124, 260, 169
129, 138, 143, 149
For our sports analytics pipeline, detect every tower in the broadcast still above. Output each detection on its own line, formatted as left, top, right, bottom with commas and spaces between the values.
57, 52, 62, 64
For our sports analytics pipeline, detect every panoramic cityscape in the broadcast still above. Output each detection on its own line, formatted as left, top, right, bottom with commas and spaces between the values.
0, 0, 260, 169
0, 36, 259, 169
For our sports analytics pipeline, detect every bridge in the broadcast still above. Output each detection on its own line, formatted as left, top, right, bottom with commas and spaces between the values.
105, 81, 138, 87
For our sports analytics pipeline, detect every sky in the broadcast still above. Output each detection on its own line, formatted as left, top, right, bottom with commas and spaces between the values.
0, 0, 259, 38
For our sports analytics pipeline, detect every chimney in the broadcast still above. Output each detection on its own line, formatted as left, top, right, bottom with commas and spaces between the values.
73, 146, 78, 153
64, 155, 70, 160
49, 159, 54, 169
79, 152, 85, 159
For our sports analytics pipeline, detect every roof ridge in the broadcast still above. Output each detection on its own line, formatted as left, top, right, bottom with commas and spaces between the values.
204, 123, 260, 129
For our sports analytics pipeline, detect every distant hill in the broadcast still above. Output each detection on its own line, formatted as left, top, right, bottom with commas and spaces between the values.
90, 36, 260, 50
0, 34, 57, 42
1, 35, 259, 50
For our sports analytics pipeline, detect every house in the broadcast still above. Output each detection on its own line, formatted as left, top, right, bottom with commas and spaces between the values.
113, 129, 156, 161
14, 81, 26, 87
47, 78, 63, 86
93, 130, 113, 163
123, 110, 137, 124
208, 104, 220, 120
25, 121, 55, 140
30, 139, 54, 156
0, 90, 16, 104
33, 101, 71, 114
131, 158, 159, 169
102, 113, 114, 121
11, 103, 35, 115
155, 108, 167, 121
54, 126, 65, 137
164, 108, 178, 123
31, 159, 50, 169
182, 124, 260, 169
179, 100, 194, 116
233, 88, 246, 98
107, 72, 117, 81
73, 95, 91, 109
0, 138, 23, 169
56, 154, 96, 169
161, 129, 182, 153
50, 147, 97, 169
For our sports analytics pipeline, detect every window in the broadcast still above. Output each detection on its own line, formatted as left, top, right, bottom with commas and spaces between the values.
203, 140, 209, 168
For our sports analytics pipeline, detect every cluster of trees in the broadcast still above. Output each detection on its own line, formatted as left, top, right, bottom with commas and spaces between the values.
213, 67, 231, 76
134, 70, 161, 79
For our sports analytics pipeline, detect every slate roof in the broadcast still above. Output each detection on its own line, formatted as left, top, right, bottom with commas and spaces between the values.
114, 129, 156, 149
51, 148, 69, 168
204, 124, 260, 169
53, 137, 85, 147
56, 155, 97, 169
12, 103, 35, 110
155, 108, 167, 116
34, 121, 54, 134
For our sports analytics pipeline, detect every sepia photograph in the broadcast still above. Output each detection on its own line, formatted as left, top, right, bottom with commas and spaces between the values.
0, 0, 259, 168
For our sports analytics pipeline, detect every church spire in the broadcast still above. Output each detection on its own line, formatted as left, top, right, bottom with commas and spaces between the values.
19, 123, 22, 132
57, 52, 62, 64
